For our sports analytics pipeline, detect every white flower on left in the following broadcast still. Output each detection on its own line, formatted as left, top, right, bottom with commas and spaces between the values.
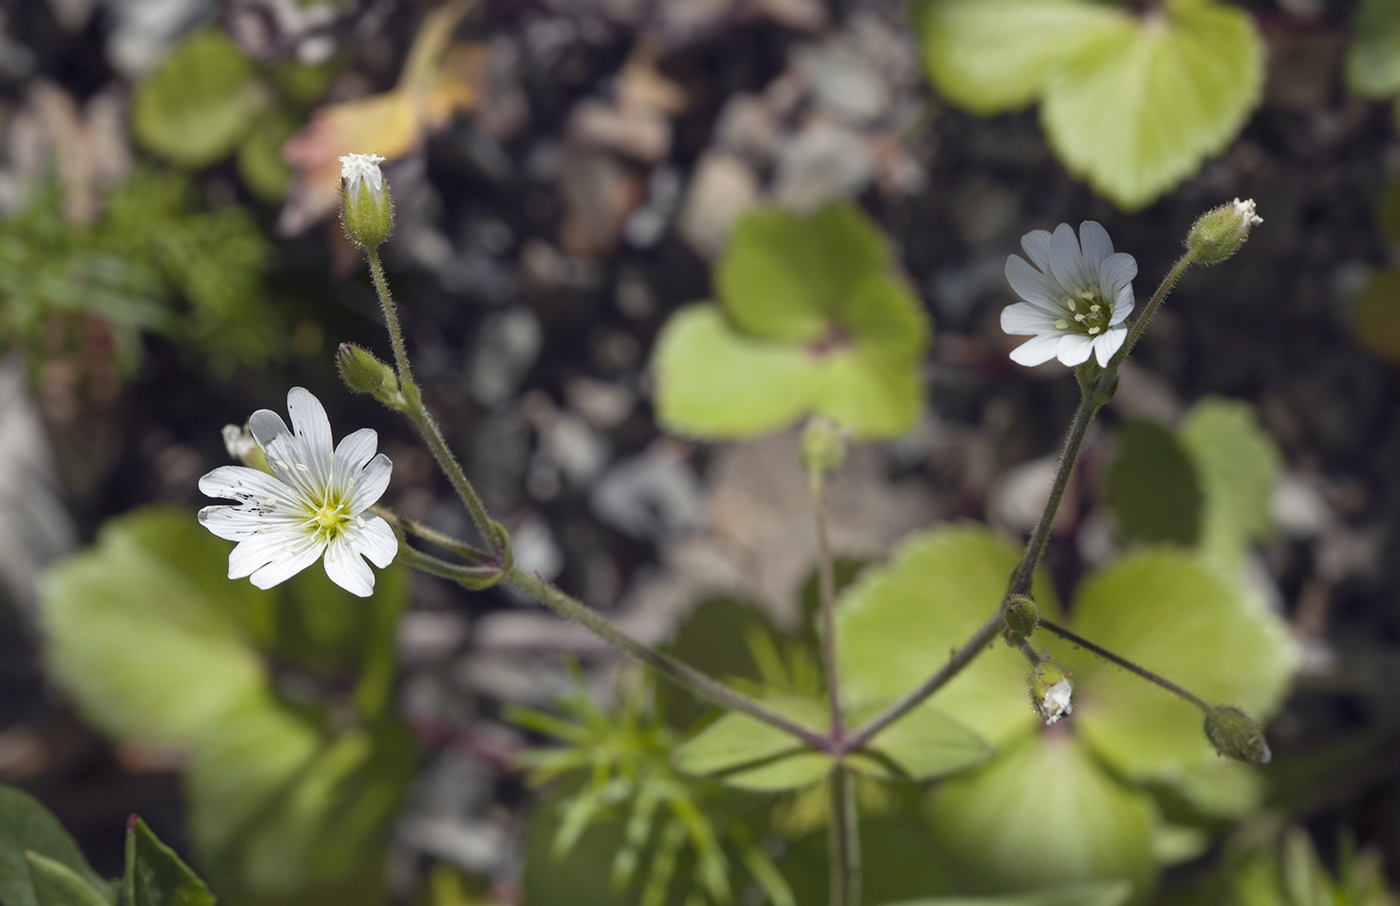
1002, 221, 1137, 368
198, 387, 397, 597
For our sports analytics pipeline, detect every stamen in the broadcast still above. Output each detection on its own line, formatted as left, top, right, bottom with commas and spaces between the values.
1065, 299, 1078, 312
1074, 314, 1086, 322
1077, 289, 1095, 301
296, 463, 310, 472
1090, 304, 1101, 313
1088, 326, 1101, 335
1054, 319, 1069, 330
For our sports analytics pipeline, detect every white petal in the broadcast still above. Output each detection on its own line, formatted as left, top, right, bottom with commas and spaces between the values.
1098, 252, 1137, 298
248, 537, 326, 588
199, 465, 292, 504
1093, 327, 1127, 367
1008, 334, 1062, 366
1020, 230, 1053, 271
199, 505, 298, 541
1047, 223, 1093, 295
1111, 282, 1135, 324
1005, 255, 1062, 308
248, 409, 290, 449
323, 538, 374, 597
227, 530, 320, 580
1001, 302, 1060, 336
1078, 221, 1114, 271
353, 515, 398, 568
1055, 334, 1095, 366
348, 453, 393, 513
334, 428, 379, 477
286, 387, 335, 485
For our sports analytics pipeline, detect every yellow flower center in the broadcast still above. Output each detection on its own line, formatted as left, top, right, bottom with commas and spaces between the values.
1061, 290, 1109, 337
310, 497, 353, 543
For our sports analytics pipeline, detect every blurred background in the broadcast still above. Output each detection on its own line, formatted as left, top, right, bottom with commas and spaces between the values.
1, 0, 1399, 903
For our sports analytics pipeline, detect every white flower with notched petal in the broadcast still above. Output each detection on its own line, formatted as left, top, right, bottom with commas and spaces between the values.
198, 387, 397, 597
1001, 221, 1137, 368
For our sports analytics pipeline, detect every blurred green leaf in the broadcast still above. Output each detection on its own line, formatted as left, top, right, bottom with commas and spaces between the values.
656, 597, 788, 731
1350, 268, 1400, 366
652, 204, 930, 440
925, 732, 1160, 898
911, 0, 1125, 114
0, 786, 113, 906
672, 697, 833, 791
1177, 398, 1282, 571
237, 110, 298, 202
132, 30, 270, 167
1040, 0, 1264, 210
123, 816, 216, 906
845, 701, 990, 783
1106, 419, 1202, 547
1051, 549, 1297, 785
1345, 0, 1400, 98
22, 855, 110, 906
835, 525, 1059, 748
886, 880, 1133, 906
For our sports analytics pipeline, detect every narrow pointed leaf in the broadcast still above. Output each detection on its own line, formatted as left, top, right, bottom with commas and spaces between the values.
123, 816, 216, 906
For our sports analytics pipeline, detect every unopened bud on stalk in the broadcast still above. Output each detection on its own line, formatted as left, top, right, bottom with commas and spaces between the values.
1204, 705, 1271, 765
339, 153, 393, 249
337, 343, 405, 409
1028, 657, 1073, 725
1002, 595, 1040, 645
1185, 198, 1262, 265
801, 416, 848, 477
221, 424, 268, 471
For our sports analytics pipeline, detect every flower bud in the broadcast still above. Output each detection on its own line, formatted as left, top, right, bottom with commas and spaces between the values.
337, 343, 404, 408
1185, 198, 1262, 265
1204, 705, 1271, 766
339, 153, 393, 249
1002, 595, 1040, 644
801, 416, 848, 477
221, 424, 269, 472
1028, 658, 1073, 725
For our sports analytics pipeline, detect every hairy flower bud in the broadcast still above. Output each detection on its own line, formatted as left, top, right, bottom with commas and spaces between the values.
1186, 198, 1261, 265
1204, 705, 1271, 766
801, 416, 848, 477
337, 343, 404, 409
339, 153, 393, 249
1002, 595, 1040, 644
1028, 658, 1073, 725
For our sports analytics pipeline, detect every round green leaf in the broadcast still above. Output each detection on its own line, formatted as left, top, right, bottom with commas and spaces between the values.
237, 109, 298, 202
835, 525, 1060, 748
717, 205, 888, 343
652, 305, 818, 439
1040, 0, 1264, 210
911, 0, 1127, 114
1055, 550, 1297, 782
1177, 398, 1281, 571
132, 30, 270, 167
846, 701, 990, 782
672, 697, 834, 791
816, 346, 924, 440
1105, 419, 1203, 548
1345, 0, 1400, 98
925, 731, 1159, 898
40, 509, 265, 745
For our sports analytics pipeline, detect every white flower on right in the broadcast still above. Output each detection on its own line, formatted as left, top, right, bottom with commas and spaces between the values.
1040, 679, 1074, 725
1001, 221, 1137, 368
339, 153, 386, 201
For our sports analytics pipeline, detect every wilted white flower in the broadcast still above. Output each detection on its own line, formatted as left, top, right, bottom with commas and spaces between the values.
1001, 221, 1137, 368
339, 153, 386, 200
1040, 679, 1074, 725
198, 387, 396, 597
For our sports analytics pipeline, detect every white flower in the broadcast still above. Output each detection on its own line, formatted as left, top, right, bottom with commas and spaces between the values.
1232, 197, 1262, 227
1040, 679, 1074, 724
1001, 221, 1137, 368
198, 387, 397, 597
339, 153, 386, 198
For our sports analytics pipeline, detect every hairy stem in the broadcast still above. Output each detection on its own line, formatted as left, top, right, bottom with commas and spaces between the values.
1037, 617, 1213, 713
371, 506, 492, 563
810, 470, 844, 743
827, 766, 861, 906
366, 248, 501, 557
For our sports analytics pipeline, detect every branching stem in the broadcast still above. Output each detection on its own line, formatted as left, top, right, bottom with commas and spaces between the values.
1036, 617, 1213, 713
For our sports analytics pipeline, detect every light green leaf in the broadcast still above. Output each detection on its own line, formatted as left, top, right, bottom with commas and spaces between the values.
835, 525, 1059, 747
652, 305, 818, 439
237, 110, 298, 202
910, 0, 1127, 114
671, 697, 833, 791
1053, 550, 1297, 782
885, 880, 1132, 906
846, 701, 989, 782
1345, 0, 1400, 98
924, 732, 1159, 898
1040, 0, 1264, 210
40, 508, 265, 745
123, 816, 216, 906
1177, 398, 1282, 571
1105, 419, 1202, 547
132, 30, 270, 168
717, 205, 888, 343
0, 786, 112, 906
22, 855, 110, 906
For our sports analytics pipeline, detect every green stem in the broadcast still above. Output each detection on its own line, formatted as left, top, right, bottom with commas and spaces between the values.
504, 564, 834, 752
1036, 618, 1213, 713
395, 542, 503, 585
366, 248, 501, 557
371, 505, 493, 564
810, 470, 844, 743
1103, 249, 1197, 375
827, 765, 861, 906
